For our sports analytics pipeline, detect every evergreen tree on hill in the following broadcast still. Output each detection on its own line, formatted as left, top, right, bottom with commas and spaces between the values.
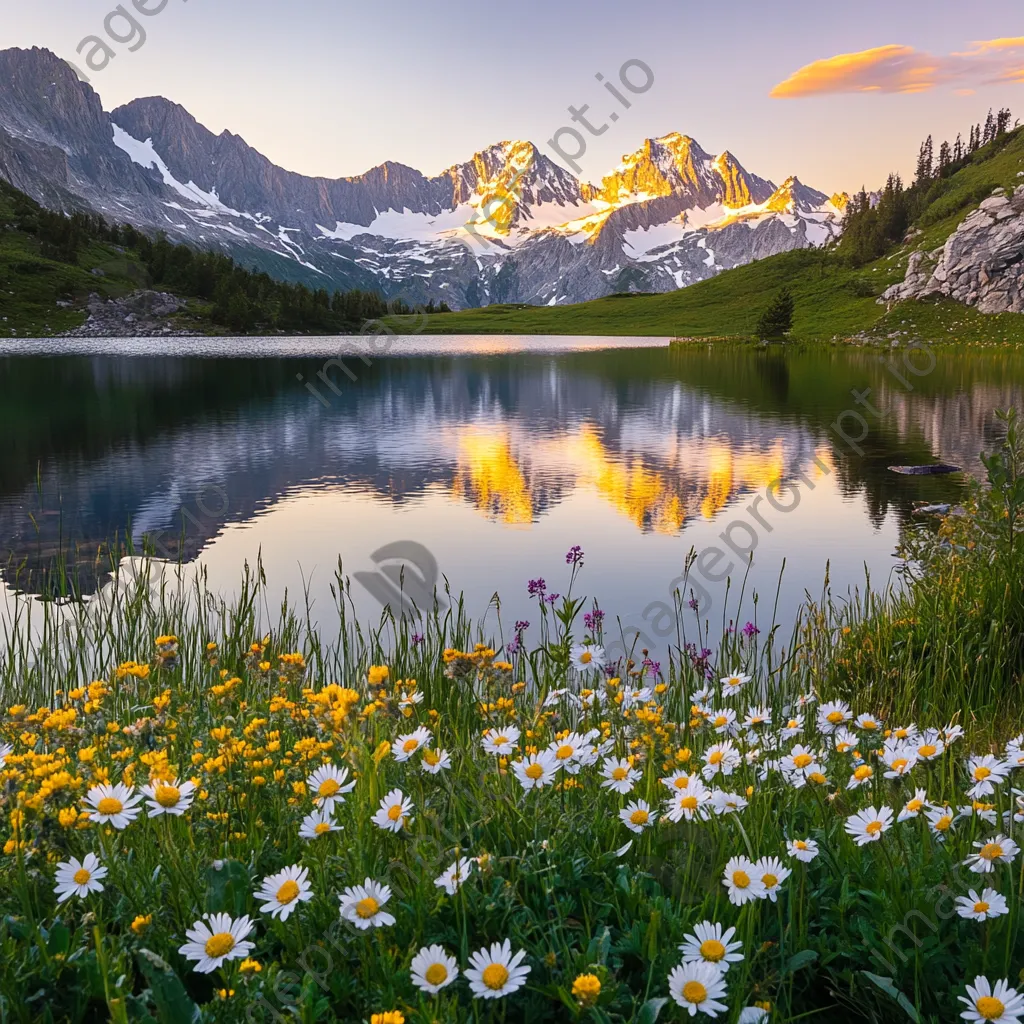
756, 287, 795, 341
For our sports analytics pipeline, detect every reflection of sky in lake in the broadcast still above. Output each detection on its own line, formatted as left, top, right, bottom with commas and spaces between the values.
2, 338, 1021, 659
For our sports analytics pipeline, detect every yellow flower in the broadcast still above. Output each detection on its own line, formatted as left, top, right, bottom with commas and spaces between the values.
131, 915, 152, 935
58, 807, 79, 828
372, 741, 391, 766
239, 958, 262, 975
572, 973, 602, 1007
370, 1014, 404, 1024
367, 665, 390, 687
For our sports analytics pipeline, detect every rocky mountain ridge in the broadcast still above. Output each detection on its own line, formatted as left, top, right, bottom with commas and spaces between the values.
0, 46, 848, 308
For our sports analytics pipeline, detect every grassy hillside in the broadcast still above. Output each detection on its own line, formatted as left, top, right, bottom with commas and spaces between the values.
0, 181, 407, 338
385, 126, 1024, 342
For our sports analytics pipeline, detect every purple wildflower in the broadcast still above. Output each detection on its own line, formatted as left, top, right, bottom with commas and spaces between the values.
742, 621, 760, 638
565, 545, 584, 567
527, 578, 547, 597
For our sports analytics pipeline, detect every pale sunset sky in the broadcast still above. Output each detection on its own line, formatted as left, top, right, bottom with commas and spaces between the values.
3, 0, 1022, 193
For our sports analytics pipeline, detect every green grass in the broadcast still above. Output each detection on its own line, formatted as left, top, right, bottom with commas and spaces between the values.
0, 423, 1023, 1023
386, 130, 1024, 343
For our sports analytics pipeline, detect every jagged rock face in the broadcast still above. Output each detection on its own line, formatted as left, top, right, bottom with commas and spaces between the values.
0, 46, 847, 309
881, 185, 1024, 314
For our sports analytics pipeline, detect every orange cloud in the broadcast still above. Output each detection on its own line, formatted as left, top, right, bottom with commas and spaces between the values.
956, 37, 1024, 55
772, 38, 1024, 98
770, 45, 924, 98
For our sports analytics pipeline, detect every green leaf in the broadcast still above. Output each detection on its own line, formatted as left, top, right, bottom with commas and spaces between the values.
136, 949, 201, 1024
783, 949, 819, 975
636, 997, 668, 1024
861, 971, 922, 1022
46, 922, 71, 957
205, 859, 250, 916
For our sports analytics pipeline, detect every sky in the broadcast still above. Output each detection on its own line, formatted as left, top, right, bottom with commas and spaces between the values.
2, 0, 1022, 193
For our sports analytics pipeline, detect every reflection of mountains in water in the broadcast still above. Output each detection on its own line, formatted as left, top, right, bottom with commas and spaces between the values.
1, 349, 1021, 596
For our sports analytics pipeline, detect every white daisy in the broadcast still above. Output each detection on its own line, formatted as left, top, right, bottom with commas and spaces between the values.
914, 729, 945, 761
513, 750, 559, 791
897, 788, 929, 822
399, 689, 424, 709
338, 878, 395, 930
780, 714, 804, 739
708, 708, 739, 737
665, 779, 712, 823
546, 732, 587, 773
570, 643, 605, 672
661, 770, 696, 793
943, 723, 965, 746
964, 835, 1019, 874
786, 838, 819, 862
178, 913, 255, 974
833, 728, 860, 755
755, 855, 791, 902
54, 853, 107, 902
298, 808, 341, 840
434, 856, 475, 895
667, 960, 729, 1017
967, 755, 1010, 799
847, 762, 875, 790
481, 726, 521, 756
542, 688, 569, 708
710, 790, 748, 816
855, 712, 884, 732
926, 804, 956, 840
601, 757, 641, 794
371, 788, 414, 833
743, 706, 771, 729
958, 976, 1024, 1024
420, 747, 452, 774
141, 778, 196, 817
702, 740, 741, 779
738, 1010, 769, 1024
678, 920, 744, 972
956, 888, 1009, 922
82, 783, 143, 830
410, 944, 459, 994
466, 939, 531, 1000
720, 670, 750, 697
722, 856, 766, 905
845, 805, 893, 846
394, 726, 432, 762
781, 745, 820, 780
620, 799, 656, 833
255, 864, 313, 921
817, 700, 852, 734
306, 764, 356, 811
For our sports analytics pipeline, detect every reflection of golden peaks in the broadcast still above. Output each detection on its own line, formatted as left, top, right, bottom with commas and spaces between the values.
453, 431, 533, 524
700, 442, 786, 519
575, 425, 677, 531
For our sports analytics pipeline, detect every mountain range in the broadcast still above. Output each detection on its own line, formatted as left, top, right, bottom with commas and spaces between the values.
0, 47, 848, 308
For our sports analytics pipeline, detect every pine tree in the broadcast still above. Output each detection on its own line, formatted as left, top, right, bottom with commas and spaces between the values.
756, 287, 795, 340
983, 110, 996, 145
954, 133, 964, 163
937, 141, 952, 176
997, 108, 1013, 136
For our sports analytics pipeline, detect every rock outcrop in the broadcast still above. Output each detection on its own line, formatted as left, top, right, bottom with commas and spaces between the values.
62, 291, 199, 337
881, 185, 1024, 314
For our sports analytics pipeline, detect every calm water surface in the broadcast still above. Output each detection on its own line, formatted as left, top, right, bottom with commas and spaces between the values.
2, 335, 1022, 657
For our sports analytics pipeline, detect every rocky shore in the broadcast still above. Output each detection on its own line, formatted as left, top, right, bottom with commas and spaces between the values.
60, 290, 204, 338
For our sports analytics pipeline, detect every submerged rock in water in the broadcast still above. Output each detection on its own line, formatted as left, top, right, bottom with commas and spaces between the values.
888, 464, 961, 476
